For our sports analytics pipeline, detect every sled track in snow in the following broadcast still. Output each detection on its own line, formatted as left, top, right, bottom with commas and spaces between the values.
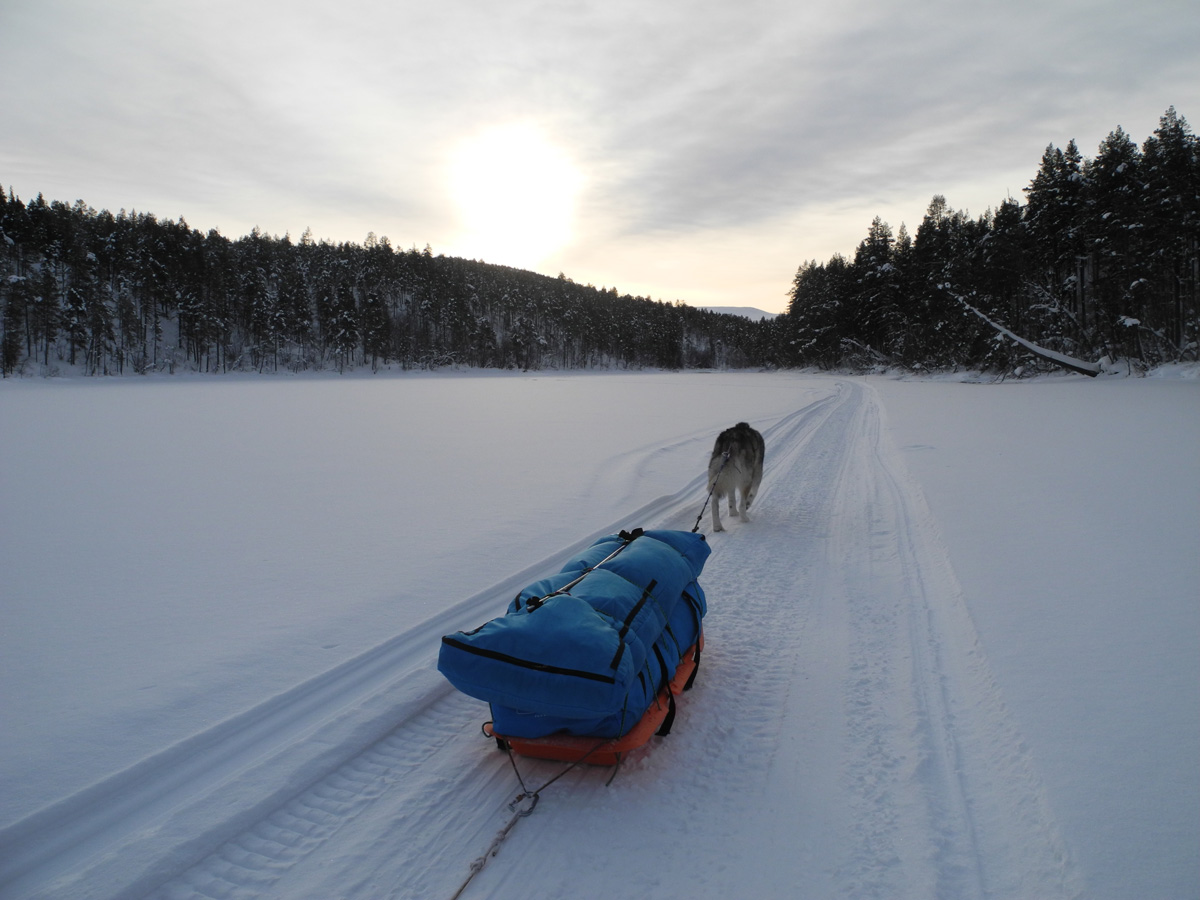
0, 389, 842, 900
1, 381, 1082, 899
149, 692, 495, 900
830, 385, 1079, 899
825, 383, 991, 897
459, 380, 1081, 899
141, 391, 851, 900
708, 380, 1079, 899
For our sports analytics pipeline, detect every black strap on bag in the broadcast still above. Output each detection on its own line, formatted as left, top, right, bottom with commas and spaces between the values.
657, 690, 677, 737
677, 590, 703, 691
651, 644, 678, 736
608, 579, 657, 670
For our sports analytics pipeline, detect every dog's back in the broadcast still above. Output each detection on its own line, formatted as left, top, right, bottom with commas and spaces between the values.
708, 422, 764, 531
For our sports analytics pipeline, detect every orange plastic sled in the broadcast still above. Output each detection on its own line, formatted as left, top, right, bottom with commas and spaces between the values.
484, 636, 703, 767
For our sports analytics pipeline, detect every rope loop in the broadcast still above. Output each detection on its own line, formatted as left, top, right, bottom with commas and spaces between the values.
508, 792, 539, 816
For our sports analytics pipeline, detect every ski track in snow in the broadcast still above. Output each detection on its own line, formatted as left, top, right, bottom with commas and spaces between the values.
0, 381, 1084, 900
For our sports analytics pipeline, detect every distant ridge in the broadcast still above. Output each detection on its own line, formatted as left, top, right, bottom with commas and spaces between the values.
699, 306, 779, 321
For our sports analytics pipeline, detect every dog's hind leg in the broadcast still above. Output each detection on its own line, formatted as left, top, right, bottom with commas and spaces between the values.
748, 468, 762, 513
744, 477, 759, 519
710, 493, 725, 532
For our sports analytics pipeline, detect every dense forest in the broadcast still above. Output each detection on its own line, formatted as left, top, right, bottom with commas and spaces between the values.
0, 197, 773, 376
2, 107, 1195, 378
781, 107, 1199, 373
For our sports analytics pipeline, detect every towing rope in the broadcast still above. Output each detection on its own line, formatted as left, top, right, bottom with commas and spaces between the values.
524, 528, 643, 611
448, 795, 534, 900
691, 450, 730, 533
449, 738, 612, 899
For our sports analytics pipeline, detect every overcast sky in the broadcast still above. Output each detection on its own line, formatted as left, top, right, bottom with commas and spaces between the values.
3, 1, 1197, 313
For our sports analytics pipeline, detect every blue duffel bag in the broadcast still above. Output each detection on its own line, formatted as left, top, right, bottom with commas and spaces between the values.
438, 528, 709, 738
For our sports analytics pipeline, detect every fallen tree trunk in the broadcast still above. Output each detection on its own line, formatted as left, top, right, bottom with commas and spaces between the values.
947, 290, 1102, 377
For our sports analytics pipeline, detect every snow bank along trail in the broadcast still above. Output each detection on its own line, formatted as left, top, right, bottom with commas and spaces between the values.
0, 381, 1082, 899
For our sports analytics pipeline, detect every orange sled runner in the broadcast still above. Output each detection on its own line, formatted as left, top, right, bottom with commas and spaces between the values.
483, 636, 703, 766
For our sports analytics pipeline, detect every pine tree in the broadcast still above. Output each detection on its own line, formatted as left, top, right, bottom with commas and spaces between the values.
850, 217, 905, 362
1024, 139, 1092, 350
910, 196, 979, 366
360, 290, 389, 371
1141, 107, 1200, 356
1084, 126, 1147, 357
785, 255, 854, 368
329, 282, 359, 372
2, 278, 27, 375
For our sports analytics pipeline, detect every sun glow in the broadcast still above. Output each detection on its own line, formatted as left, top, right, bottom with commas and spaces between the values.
447, 123, 584, 270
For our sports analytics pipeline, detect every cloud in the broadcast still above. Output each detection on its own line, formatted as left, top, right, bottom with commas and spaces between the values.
581, 0, 1196, 235
2, 0, 1198, 311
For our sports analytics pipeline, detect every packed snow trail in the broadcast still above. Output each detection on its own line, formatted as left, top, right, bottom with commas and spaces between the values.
449, 380, 1081, 900
0, 381, 1082, 900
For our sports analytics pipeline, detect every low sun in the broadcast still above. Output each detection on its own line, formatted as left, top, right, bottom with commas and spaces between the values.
447, 123, 583, 270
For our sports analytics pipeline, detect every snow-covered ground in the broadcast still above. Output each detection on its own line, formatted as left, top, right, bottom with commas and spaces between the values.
1, 369, 1196, 899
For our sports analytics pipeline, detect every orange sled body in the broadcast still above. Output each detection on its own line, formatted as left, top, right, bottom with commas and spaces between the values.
485, 637, 703, 766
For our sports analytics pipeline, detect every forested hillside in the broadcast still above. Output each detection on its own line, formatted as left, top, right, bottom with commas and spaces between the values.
3, 107, 1195, 377
0, 196, 775, 376
780, 107, 1199, 373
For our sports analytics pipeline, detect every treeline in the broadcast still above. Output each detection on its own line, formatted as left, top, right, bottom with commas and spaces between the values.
4, 107, 1196, 378
780, 107, 1199, 372
0, 196, 775, 376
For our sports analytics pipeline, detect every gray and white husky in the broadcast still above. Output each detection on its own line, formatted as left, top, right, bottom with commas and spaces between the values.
708, 422, 765, 532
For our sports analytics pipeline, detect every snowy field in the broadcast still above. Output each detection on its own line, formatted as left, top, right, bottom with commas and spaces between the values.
1, 369, 1196, 900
